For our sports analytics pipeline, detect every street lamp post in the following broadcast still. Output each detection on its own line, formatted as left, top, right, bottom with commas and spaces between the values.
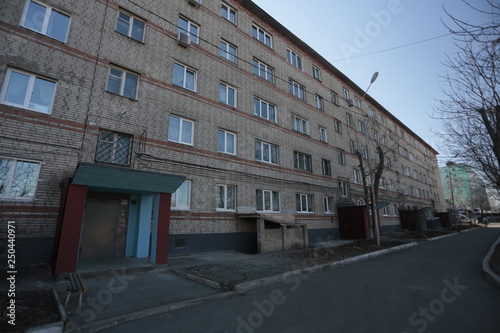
362, 72, 381, 246
447, 168, 458, 231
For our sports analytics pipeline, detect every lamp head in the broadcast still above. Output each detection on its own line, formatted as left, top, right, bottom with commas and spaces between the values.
371, 72, 379, 84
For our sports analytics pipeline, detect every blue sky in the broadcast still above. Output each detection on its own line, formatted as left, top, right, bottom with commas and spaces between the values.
251, 0, 495, 157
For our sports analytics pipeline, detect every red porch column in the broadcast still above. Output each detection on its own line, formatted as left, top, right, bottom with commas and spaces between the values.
54, 184, 87, 274
155, 192, 172, 264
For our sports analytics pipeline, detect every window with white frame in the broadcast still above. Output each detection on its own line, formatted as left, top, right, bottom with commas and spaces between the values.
95, 130, 132, 165
354, 97, 362, 108
324, 196, 333, 214
255, 140, 279, 165
339, 180, 349, 197
173, 63, 197, 91
292, 115, 308, 134
369, 107, 375, 118
252, 24, 272, 47
1, 68, 56, 114
383, 205, 389, 216
172, 180, 191, 210
313, 66, 321, 80
318, 127, 328, 143
216, 184, 236, 211
334, 119, 342, 133
349, 141, 357, 154
361, 147, 368, 159
287, 50, 302, 69
342, 87, 350, 100
21, 0, 70, 42
294, 151, 312, 172
337, 149, 346, 164
380, 178, 387, 189
106, 66, 139, 99
346, 112, 353, 126
0, 157, 41, 200
256, 189, 280, 212
115, 10, 145, 42
253, 97, 276, 122
331, 91, 339, 105
393, 204, 399, 216
252, 59, 274, 83
321, 159, 331, 176
178, 16, 199, 44
315, 94, 324, 110
219, 82, 236, 107
220, 40, 236, 63
168, 115, 193, 145
372, 130, 379, 141
296, 193, 314, 213
358, 120, 366, 133
217, 129, 236, 154
289, 79, 305, 100
221, 3, 236, 24
353, 169, 361, 184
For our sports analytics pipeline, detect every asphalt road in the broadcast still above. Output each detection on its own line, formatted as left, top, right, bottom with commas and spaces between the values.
106, 227, 500, 333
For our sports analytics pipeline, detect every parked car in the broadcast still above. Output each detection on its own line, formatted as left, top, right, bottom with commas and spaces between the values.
457, 214, 471, 223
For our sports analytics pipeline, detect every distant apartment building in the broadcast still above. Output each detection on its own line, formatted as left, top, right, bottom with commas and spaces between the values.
440, 162, 489, 213
0, 0, 446, 273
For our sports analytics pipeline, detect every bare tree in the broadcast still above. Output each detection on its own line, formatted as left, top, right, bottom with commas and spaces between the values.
433, 1, 500, 193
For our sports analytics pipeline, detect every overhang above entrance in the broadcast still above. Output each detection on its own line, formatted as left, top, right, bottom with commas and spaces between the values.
71, 163, 186, 194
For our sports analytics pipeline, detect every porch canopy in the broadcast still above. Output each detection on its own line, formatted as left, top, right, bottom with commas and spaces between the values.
71, 162, 185, 193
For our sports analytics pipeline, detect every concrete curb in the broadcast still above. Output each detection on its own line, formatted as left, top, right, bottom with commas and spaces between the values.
170, 269, 223, 290
233, 242, 418, 293
482, 234, 500, 290
66, 291, 237, 332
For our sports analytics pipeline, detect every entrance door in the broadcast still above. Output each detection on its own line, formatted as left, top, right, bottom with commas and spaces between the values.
79, 192, 129, 260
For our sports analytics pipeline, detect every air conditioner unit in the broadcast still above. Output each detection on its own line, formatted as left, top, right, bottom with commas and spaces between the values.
177, 31, 191, 47
187, 0, 201, 7
348, 99, 354, 106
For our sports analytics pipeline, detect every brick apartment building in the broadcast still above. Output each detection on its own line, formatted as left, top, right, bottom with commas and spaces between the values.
0, 0, 446, 273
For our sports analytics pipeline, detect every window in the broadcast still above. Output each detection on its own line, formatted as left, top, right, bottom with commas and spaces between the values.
1, 68, 56, 114
324, 197, 333, 214
372, 130, 379, 141
354, 169, 361, 184
349, 141, 357, 154
331, 91, 339, 105
252, 59, 274, 83
95, 130, 132, 165
218, 129, 235, 154
292, 115, 308, 134
361, 147, 368, 159
221, 3, 236, 24
318, 127, 328, 143
321, 159, 331, 176
342, 87, 350, 100
257, 189, 280, 212
253, 97, 276, 122
294, 151, 312, 172
354, 97, 362, 108
173, 63, 196, 91
337, 150, 346, 164
383, 205, 389, 216
172, 180, 191, 210
21, 0, 70, 42
220, 40, 236, 63
296, 194, 314, 213
106, 66, 139, 99
339, 180, 349, 197
315, 94, 324, 110
369, 107, 375, 118
393, 204, 399, 216
334, 119, 342, 133
313, 66, 321, 80
358, 120, 366, 134
255, 140, 279, 165
116, 10, 145, 42
216, 185, 236, 211
287, 50, 302, 69
346, 113, 353, 127
219, 83, 236, 107
380, 178, 387, 189
289, 79, 305, 100
252, 25, 272, 47
168, 115, 193, 145
178, 17, 199, 44
0, 158, 41, 200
